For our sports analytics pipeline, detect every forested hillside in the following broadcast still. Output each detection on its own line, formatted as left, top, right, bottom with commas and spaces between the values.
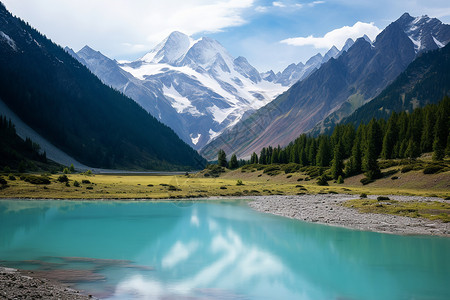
226, 97, 450, 182
340, 43, 450, 128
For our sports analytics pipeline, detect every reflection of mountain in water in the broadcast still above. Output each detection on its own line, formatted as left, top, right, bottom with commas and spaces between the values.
0, 201, 448, 300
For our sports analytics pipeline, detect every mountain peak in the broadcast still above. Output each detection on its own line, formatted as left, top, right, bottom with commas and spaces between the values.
79, 45, 97, 55
362, 34, 372, 43
323, 46, 339, 63
393, 12, 450, 53
341, 38, 355, 52
141, 31, 192, 64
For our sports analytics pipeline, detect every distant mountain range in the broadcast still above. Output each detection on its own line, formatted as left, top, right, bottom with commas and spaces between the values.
341, 42, 450, 127
0, 2, 205, 170
68, 32, 345, 150
201, 13, 450, 160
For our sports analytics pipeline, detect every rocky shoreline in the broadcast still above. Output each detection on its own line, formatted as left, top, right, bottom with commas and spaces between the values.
0, 267, 91, 300
247, 194, 450, 237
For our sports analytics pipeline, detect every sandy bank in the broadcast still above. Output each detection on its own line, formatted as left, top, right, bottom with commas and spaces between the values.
247, 194, 450, 237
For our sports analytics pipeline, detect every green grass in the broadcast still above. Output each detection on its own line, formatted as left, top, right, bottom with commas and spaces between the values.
343, 199, 450, 223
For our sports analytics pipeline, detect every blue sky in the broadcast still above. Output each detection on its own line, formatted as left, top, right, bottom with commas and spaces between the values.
3, 0, 450, 72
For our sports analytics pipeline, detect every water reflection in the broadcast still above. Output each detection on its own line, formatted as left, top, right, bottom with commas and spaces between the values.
0, 200, 449, 300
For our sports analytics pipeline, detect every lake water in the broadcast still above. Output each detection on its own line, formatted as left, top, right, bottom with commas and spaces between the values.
0, 199, 449, 299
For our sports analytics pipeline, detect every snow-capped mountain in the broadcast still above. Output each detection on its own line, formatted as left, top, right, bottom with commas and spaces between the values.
396, 13, 450, 53
264, 39, 356, 87
70, 31, 288, 150
201, 13, 450, 160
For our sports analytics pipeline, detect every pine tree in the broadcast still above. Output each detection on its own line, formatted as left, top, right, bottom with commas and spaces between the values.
250, 152, 258, 164
362, 120, 381, 180
307, 139, 316, 166
330, 141, 344, 180
420, 107, 436, 153
345, 126, 363, 177
316, 137, 331, 167
217, 149, 228, 167
259, 148, 267, 165
405, 138, 420, 160
381, 112, 398, 159
229, 154, 238, 169
432, 100, 449, 161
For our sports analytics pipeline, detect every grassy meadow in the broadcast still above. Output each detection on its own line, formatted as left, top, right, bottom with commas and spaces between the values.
1, 156, 449, 222
0, 162, 449, 200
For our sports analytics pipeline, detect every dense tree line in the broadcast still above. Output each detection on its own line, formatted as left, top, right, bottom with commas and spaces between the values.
0, 115, 48, 171
219, 97, 450, 179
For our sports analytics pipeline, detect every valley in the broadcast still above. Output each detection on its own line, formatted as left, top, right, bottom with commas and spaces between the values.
1, 1, 449, 299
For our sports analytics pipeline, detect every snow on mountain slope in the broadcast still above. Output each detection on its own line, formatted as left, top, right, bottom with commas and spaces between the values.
397, 13, 450, 53
114, 32, 286, 148
265, 42, 350, 87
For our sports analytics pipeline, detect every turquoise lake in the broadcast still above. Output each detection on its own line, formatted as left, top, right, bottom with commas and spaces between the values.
0, 199, 449, 299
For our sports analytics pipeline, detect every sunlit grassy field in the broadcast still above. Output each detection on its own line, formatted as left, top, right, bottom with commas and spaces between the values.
0, 166, 449, 200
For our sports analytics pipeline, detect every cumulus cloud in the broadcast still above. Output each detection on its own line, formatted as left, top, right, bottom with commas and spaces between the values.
272, 2, 286, 7
280, 21, 381, 49
2, 0, 254, 57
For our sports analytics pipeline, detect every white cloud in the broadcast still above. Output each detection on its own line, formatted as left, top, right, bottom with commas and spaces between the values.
2, 0, 254, 57
272, 1, 286, 7
280, 21, 381, 49
268, 1, 324, 10
255, 6, 269, 12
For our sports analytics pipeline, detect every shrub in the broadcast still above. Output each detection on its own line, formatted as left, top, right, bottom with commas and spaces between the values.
282, 163, 301, 174
57, 174, 69, 183
377, 196, 390, 201
86, 186, 93, 190
0, 177, 7, 185
24, 175, 51, 185
401, 165, 414, 173
263, 165, 281, 176
3, 166, 11, 173
423, 165, 444, 174
73, 180, 80, 187
316, 175, 329, 186
236, 179, 244, 186
297, 178, 304, 182
382, 169, 399, 177
147, 184, 154, 187
391, 176, 399, 180
360, 177, 374, 185
168, 185, 181, 191
337, 175, 344, 184
301, 166, 324, 178
63, 168, 69, 174
220, 186, 227, 189
360, 193, 367, 198
65, 182, 70, 187
82, 179, 91, 184
378, 160, 400, 169
286, 175, 292, 178
204, 164, 225, 177
8, 174, 16, 180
